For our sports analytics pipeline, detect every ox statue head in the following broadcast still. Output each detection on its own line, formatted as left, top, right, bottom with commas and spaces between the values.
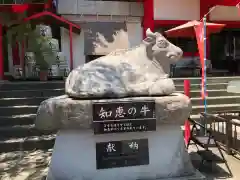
143, 28, 183, 63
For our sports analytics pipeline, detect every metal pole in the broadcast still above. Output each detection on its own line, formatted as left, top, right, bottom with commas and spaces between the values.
203, 16, 207, 132
203, 16, 207, 113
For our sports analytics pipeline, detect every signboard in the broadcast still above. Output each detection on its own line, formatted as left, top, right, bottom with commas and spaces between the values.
96, 139, 149, 169
92, 101, 156, 134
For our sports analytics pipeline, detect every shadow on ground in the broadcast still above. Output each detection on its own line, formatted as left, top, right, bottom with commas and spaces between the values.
0, 149, 52, 180
189, 152, 232, 180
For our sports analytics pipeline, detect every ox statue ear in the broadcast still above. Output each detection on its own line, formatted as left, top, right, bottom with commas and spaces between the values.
146, 28, 155, 38
143, 28, 156, 45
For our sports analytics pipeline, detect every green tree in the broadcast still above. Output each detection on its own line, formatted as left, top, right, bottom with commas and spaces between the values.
0, 0, 55, 71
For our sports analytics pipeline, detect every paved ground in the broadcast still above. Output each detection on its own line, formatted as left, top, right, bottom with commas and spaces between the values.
0, 147, 240, 180
0, 150, 51, 180
188, 146, 240, 180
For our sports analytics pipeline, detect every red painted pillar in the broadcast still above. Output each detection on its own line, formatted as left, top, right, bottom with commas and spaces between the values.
44, 0, 52, 10
184, 80, 190, 97
143, 0, 154, 38
69, 25, 73, 71
0, 24, 3, 80
184, 80, 191, 145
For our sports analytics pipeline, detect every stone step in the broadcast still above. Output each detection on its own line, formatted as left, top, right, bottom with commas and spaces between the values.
189, 114, 202, 121
0, 88, 64, 98
0, 81, 64, 91
0, 114, 36, 127
0, 134, 56, 153
0, 106, 38, 116
191, 103, 240, 114
0, 98, 238, 126
1, 77, 238, 91
0, 125, 56, 139
191, 96, 240, 106
177, 89, 238, 97
0, 88, 232, 99
175, 83, 228, 91
173, 76, 240, 84
0, 97, 47, 106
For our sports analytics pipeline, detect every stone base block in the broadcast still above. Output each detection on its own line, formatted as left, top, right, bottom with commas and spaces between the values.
46, 126, 205, 180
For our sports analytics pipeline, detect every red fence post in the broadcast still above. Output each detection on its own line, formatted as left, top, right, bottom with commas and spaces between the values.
184, 79, 190, 97
184, 79, 191, 145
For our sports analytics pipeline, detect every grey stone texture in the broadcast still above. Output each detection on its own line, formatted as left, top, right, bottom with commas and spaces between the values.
35, 29, 189, 131
65, 28, 183, 98
35, 93, 191, 131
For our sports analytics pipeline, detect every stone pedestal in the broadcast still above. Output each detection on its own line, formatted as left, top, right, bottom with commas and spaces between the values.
46, 127, 204, 180
35, 94, 205, 180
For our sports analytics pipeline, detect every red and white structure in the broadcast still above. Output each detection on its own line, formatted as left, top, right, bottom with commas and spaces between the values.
1, 0, 240, 80
0, 0, 80, 80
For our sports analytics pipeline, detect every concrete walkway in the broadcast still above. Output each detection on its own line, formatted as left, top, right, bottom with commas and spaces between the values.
188, 146, 240, 180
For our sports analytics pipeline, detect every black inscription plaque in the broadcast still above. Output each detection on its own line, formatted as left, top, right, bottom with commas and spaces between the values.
92, 101, 156, 134
96, 139, 149, 169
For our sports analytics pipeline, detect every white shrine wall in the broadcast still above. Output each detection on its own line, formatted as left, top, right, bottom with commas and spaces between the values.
209, 5, 240, 21
153, 0, 200, 21
57, 0, 143, 17
60, 16, 143, 69
61, 27, 85, 68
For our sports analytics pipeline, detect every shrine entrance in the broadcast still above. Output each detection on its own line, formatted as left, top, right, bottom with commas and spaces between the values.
210, 28, 240, 75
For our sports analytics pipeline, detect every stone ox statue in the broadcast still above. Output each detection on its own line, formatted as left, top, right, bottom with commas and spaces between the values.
66, 28, 183, 98
35, 29, 202, 180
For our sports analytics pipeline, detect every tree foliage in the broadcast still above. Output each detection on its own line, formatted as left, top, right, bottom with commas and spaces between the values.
0, 0, 56, 70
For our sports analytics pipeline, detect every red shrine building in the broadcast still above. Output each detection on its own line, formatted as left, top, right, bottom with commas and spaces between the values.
1, 0, 240, 80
